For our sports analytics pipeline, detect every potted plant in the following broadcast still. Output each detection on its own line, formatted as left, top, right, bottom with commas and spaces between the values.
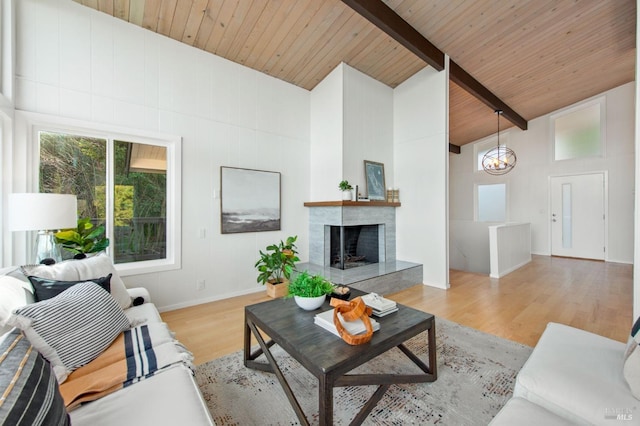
286, 271, 335, 310
255, 235, 300, 298
54, 217, 110, 259
339, 180, 353, 201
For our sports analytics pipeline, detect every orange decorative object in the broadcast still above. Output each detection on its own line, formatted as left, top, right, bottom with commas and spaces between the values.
330, 297, 374, 345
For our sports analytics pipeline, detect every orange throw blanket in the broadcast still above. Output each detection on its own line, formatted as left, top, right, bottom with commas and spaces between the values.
60, 323, 193, 410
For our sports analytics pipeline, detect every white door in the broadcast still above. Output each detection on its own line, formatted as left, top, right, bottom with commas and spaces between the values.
550, 173, 605, 260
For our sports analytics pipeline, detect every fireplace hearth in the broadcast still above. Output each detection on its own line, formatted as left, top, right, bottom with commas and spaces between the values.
330, 225, 379, 269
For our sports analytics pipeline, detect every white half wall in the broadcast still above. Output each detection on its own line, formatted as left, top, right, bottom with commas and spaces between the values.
394, 65, 450, 289
11, 0, 311, 311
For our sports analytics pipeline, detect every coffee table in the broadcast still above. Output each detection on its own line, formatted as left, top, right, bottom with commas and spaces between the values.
243, 292, 437, 425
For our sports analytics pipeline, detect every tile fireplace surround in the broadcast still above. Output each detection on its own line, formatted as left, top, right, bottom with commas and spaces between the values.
300, 201, 422, 295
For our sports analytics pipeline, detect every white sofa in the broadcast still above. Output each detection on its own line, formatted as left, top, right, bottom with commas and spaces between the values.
0, 257, 214, 425
491, 322, 637, 425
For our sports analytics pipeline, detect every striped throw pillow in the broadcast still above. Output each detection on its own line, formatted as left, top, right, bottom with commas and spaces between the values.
0, 329, 70, 426
6, 282, 131, 383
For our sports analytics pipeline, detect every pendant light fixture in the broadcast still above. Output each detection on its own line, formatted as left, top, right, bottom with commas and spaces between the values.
482, 110, 516, 175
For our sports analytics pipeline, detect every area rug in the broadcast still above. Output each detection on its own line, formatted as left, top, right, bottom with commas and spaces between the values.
195, 318, 532, 425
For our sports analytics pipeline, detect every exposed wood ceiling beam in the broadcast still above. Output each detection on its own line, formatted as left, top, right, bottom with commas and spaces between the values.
449, 61, 528, 131
449, 143, 461, 155
342, 0, 528, 132
341, 0, 445, 71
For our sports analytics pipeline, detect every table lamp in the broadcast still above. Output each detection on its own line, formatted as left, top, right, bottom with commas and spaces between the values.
8, 193, 78, 264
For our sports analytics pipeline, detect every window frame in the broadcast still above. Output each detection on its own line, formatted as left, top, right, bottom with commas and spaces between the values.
23, 112, 181, 276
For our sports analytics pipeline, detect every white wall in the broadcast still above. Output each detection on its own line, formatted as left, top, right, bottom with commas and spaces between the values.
394, 65, 450, 289
309, 63, 393, 200
450, 83, 635, 265
343, 64, 394, 193
10, 0, 311, 311
310, 63, 343, 201
634, 4, 639, 321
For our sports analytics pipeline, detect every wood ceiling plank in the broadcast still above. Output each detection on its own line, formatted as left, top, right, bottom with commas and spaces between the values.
113, 0, 130, 21
203, 0, 239, 55
450, 60, 527, 131
98, 0, 114, 15
286, 4, 363, 84
157, 0, 178, 36
193, 0, 224, 50
233, 0, 283, 66
129, 0, 145, 26
181, 0, 211, 45
264, 1, 343, 77
242, 0, 307, 70
261, 0, 328, 74
213, 0, 256, 57
168, 0, 194, 40
141, 0, 162, 31
224, 1, 270, 61
83, 0, 100, 9
342, 0, 445, 70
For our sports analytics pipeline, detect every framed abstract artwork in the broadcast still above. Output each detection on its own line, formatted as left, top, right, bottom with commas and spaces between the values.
220, 167, 281, 234
364, 160, 386, 201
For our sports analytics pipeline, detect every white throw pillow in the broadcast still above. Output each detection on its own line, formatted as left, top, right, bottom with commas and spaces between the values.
22, 253, 131, 309
7, 282, 131, 383
623, 316, 640, 399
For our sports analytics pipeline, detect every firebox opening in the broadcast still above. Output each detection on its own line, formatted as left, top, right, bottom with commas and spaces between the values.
330, 225, 379, 270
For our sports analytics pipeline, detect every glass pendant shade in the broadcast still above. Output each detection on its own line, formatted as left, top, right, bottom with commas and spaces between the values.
482, 110, 516, 175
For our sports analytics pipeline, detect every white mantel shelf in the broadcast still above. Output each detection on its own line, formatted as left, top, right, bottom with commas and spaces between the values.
304, 201, 401, 207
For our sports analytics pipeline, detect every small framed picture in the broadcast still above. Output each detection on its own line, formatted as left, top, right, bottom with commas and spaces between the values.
364, 160, 386, 200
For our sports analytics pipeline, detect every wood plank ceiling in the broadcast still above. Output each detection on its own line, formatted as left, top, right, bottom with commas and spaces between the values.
75, 0, 636, 146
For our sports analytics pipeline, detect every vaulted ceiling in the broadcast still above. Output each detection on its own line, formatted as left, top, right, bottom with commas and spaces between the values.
74, 0, 636, 146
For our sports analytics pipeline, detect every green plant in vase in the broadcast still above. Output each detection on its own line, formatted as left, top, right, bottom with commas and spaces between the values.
54, 217, 110, 259
287, 271, 334, 310
255, 235, 300, 298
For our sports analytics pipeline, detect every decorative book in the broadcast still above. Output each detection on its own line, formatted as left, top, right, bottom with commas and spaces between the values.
361, 293, 398, 317
314, 308, 380, 338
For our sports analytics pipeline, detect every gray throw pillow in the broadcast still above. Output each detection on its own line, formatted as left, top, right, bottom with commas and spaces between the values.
6, 282, 131, 383
0, 329, 70, 425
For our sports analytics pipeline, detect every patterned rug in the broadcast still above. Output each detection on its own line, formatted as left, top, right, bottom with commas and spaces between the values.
195, 317, 532, 425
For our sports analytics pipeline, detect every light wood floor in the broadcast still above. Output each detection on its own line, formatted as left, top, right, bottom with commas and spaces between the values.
161, 255, 633, 366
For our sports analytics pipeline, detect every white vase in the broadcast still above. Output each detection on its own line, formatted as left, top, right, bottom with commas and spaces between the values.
341, 190, 352, 201
294, 295, 326, 310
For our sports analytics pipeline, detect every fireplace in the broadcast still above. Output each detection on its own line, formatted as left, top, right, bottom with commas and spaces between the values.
330, 225, 379, 269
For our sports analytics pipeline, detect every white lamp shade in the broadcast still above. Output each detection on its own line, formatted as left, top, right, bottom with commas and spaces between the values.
9, 193, 78, 231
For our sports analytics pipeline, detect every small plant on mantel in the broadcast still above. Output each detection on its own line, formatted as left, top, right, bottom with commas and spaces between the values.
255, 236, 300, 298
338, 180, 353, 191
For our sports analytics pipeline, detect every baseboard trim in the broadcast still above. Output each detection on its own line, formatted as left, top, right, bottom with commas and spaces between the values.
157, 286, 264, 313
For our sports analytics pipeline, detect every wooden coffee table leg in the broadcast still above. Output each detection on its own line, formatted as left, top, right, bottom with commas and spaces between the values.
245, 318, 310, 426
318, 376, 333, 426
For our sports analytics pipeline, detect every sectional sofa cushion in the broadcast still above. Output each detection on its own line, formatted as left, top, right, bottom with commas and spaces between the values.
22, 253, 131, 310
27, 274, 112, 301
6, 282, 131, 383
0, 329, 70, 426
513, 322, 633, 426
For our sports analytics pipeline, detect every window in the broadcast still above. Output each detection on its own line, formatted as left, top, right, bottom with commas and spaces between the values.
476, 183, 506, 222
552, 99, 604, 161
33, 121, 181, 275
